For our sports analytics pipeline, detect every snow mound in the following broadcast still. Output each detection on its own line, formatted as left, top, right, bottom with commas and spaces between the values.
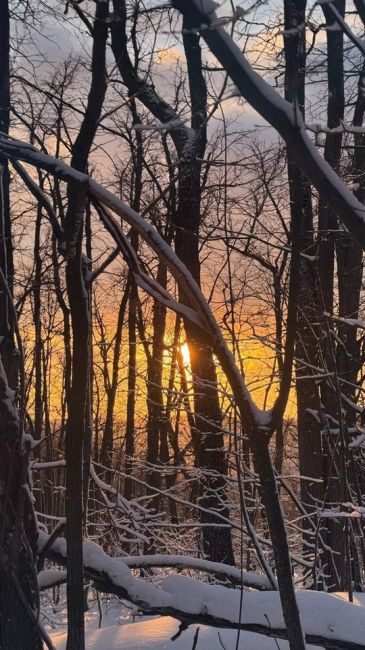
50, 615, 317, 649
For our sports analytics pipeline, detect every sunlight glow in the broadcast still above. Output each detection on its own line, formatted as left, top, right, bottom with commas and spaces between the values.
180, 343, 190, 366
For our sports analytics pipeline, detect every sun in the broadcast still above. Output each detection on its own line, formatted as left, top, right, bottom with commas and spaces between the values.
180, 342, 190, 366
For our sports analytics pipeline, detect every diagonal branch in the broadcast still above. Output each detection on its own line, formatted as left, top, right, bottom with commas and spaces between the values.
172, 0, 365, 249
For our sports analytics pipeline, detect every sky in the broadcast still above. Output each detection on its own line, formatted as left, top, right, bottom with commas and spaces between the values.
12, 0, 359, 429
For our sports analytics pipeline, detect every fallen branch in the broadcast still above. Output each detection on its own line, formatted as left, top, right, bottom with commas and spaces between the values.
38, 569, 67, 591
116, 554, 272, 590
38, 532, 365, 650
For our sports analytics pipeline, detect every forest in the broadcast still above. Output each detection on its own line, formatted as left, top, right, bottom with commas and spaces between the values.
1, 0, 365, 648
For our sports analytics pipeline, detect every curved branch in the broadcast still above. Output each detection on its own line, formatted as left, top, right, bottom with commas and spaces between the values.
116, 554, 272, 590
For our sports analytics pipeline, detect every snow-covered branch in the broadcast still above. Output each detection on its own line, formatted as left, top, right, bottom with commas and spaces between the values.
37, 532, 365, 649
116, 554, 273, 590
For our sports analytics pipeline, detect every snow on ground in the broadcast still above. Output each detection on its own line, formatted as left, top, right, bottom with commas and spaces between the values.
335, 591, 365, 607
39, 533, 365, 647
46, 592, 313, 649
50, 615, 318, 650
46, 590, 365, 649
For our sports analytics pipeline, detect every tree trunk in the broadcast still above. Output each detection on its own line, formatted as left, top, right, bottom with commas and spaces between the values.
0, 0, 16, 389
110, 1, 234, 563
124, 276, 137, 502
64, 182, 89, 650
64, 3, 108, 647
146, 262, 167, 507
251, 437, 306, 650
33, 201, 43, 442
283, 0, 326, 584
318, 0, 349, 591
83, 200, 93, 525
99, 282, 130, 467
0, 3, 42, 647
171, 24, 234, 566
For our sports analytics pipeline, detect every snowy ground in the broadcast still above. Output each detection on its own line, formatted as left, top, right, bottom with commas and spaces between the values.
50, 614, 318, 650
42, 586, 365, 650
40, 537, 365, 648
47, 592, 365, 649
45, 593, 303, 649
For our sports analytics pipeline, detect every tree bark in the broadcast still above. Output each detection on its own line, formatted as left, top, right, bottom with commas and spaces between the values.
0, 3, 42, 647
64, 3, 108, 648
0, 0, 16, 389
124, 276, 137, 501
318, 0, 350, 591
99, 282, 130, 466
283, 0, 325, 581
